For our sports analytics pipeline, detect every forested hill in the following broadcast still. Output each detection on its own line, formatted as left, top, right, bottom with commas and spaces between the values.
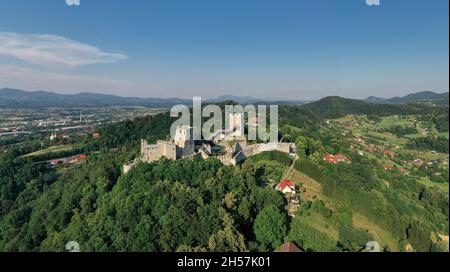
367, 91, 449, 107
97, 112, 174, 148
300, 96, 447, 119
0, 88, 304, 108
0, 102, 448, 252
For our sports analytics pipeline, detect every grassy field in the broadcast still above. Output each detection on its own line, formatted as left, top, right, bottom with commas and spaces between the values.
438, 132, 450, 139
287, 169, 322, 200
417, 177, 449, 193
286, 169, 340, 245
378, 116, 411, 129
23, 145, 73, 157
404, 133, 427, 139
352, 213, 401, 252
301, 212, 340, 241
400, 149, 448, 161
365, 131, 408, 145
289, 168, 402, 251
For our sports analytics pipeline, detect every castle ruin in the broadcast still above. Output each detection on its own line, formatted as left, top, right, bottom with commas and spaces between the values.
140, 125, 195, 163
123, 117, 296, 173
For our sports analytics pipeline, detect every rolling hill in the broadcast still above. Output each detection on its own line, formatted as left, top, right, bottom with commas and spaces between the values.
0, 88, 307, 108
206, 95, 308, 105
300, 96, 444, 119
367, 91, 449, 107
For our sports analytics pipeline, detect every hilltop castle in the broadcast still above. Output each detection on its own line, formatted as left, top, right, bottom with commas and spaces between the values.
123, 114, 296, 174
141, 125, 195, 162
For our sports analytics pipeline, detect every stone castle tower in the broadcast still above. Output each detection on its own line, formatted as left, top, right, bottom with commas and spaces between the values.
174, 125, 195, 156
229, 113, 243, 137
140, 125, 195, 163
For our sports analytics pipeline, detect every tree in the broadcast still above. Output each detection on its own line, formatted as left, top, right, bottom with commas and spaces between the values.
208, 209, 247, 252
406, 223, 432, 252
295, 136, 320, 158
295, 136, 308, 159
253, 205, 287, 249
338, 226, 373, 252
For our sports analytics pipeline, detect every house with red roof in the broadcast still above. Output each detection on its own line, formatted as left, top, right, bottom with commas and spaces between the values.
413, 159, 424, 167
69, 154, 87, 164
335, 154, 350, 163
323, 154, 337, 163
277, 179, 296, 195
74, 154, 87, 161
323, 153, 351, 164
277, 242, 302, 252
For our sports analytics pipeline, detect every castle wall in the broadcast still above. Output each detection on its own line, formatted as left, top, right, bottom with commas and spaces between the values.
138, 125, 295, 168
239, 142, 295, 158
181, 140, 195, 157
159, 140, 178, 160
123, 159, 138, 174
276, 143, 294, 154
141, 140, 178, 163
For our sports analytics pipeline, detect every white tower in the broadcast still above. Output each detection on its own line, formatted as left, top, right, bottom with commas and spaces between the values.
174, 125, 195, 156
229, 113, 244, 138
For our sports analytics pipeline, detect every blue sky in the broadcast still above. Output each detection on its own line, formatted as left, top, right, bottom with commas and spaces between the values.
0, 0, 448, 99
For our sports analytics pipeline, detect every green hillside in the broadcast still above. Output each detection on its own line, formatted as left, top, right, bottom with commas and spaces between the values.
300, 96, 448, 119
367, 91, 449, 108
0, 104, 448, 252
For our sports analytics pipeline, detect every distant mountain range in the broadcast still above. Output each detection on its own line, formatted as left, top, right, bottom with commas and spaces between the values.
0, 88, 308, 108
0, 88, 194, 108
1, 88, 447, 109
367, 91, 449, 107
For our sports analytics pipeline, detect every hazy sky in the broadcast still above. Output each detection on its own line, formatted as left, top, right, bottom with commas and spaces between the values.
0, 0, 448, 99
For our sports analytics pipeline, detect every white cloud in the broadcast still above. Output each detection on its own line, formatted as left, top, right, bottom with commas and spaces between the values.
0, 65, 133, 95
0, 32, 127, 67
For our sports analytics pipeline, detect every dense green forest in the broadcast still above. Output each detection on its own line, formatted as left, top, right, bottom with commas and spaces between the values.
0, 101, 448, 252
0, 149, 289, 251
406, 137, 449, 153
301, 96, 447, 119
